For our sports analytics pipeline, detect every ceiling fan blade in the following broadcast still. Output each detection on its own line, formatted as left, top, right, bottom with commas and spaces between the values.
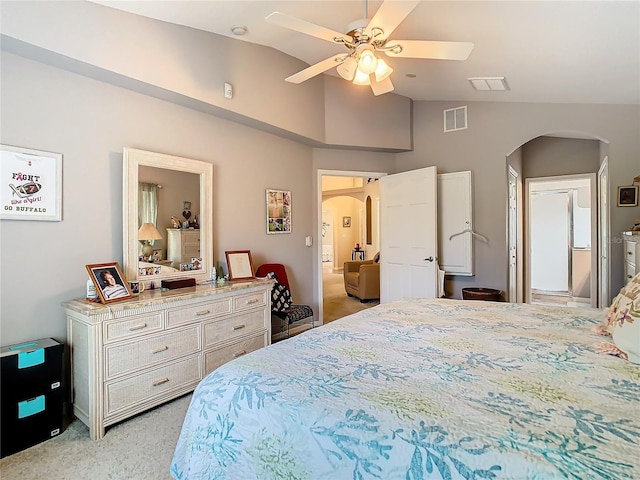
384, 40, 474, 60
366, 0, 420, 39
285, 54, 346, 84
266, 12, 351, 44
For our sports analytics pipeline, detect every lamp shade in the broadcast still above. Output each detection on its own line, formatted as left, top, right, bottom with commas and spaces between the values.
357, 46, 378, 74
353, 68, 371, 86
371, 75, 394, 96
337, 56, 357, 81
138, 223, 162, 241
374, 58, 393, 82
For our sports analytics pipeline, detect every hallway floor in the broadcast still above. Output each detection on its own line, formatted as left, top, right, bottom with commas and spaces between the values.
530, 292, 592, 308
322, 264, 379, 324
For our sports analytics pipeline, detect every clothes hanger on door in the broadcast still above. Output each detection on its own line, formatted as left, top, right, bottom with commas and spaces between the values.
449, 221, 489, 244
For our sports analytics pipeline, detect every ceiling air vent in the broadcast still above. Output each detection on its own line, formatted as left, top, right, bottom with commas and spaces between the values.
444, 106, 467, 132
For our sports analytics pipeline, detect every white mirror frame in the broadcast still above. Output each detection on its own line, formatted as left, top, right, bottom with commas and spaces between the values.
123, 148, 213, 285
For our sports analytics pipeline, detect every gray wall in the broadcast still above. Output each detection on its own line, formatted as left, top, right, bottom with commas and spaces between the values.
0, 50, 398, 347
0, 51, 317, 345
1, 2, 639, 349
397, 101, 639, 299
1, 0, 412, 151
522, 137, 600, 178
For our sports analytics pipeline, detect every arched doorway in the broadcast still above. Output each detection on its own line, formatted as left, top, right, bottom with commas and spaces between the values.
506, 133, 609, 307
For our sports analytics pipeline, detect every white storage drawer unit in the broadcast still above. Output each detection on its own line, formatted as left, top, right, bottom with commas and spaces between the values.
64, 279, 272, 440
623, 232, 640, 285
166, 229, 200, 268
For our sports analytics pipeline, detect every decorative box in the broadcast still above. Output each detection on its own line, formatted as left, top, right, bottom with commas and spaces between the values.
161, 277, 196, 290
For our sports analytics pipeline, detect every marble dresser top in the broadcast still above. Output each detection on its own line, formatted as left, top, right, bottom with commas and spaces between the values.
63, 278, 273, 318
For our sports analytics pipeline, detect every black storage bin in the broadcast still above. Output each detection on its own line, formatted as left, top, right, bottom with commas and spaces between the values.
462, 287, 502, 302
1, 338, 64, 458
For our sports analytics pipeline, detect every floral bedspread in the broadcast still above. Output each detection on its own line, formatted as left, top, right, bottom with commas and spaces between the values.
171, 298, 639, 480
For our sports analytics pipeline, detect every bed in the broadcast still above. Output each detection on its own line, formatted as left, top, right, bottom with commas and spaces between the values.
171, 298, 639, 480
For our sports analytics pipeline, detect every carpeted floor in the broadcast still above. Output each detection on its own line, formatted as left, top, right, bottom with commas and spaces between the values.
322, 265, 378, 324
0, 394, 192, 480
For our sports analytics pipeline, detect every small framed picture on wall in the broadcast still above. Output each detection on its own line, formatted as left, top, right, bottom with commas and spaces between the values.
617, 185, 638, 207
343, 216, 351, 228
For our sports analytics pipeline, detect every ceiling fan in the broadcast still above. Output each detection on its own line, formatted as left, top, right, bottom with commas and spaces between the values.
265, 0, 474, 96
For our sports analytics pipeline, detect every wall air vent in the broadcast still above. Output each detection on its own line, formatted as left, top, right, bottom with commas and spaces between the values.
444, 106, 467, 132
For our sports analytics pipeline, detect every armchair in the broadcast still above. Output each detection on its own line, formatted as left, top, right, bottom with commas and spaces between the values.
343, 259, 380, 302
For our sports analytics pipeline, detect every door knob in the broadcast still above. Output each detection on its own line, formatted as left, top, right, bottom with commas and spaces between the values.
424, 256, 434, 262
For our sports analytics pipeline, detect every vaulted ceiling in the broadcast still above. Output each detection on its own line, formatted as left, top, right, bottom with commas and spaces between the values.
91, 1, 640, 104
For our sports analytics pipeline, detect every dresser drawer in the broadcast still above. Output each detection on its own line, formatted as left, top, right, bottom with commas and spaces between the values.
233, 291, 267, 312
203, 310, 265, 348
625, 262, 636, 284
183, 246, 200, 258
167, 298, 232, 327
105, 325, 200, 379
103, 313, 163, 344
624, 240, 637, 266
104, 355, 201, 417
204, 334, 265, 376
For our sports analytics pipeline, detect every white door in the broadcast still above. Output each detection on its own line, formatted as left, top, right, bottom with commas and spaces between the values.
380, 166, 438, 303
598, 157, 609, 307
530, 190, 571, 293
508, 166, 518, 302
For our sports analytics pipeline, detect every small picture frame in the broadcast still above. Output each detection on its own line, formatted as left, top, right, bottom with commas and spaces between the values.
225, 250, 255, 280
266, 189, 292, 234
151, 249, 163, 261
183, 201, 191, 211
86, 262, 133, 304
617, 185, 638, 207
343, 216, 351, 228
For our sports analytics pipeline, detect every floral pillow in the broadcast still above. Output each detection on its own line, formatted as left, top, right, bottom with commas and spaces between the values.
604, 271, 640, 364
266, 272, 292, 313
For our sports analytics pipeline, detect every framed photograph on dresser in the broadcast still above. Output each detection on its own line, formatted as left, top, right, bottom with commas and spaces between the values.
225, 250, 255, 280
86, 262, 133, 303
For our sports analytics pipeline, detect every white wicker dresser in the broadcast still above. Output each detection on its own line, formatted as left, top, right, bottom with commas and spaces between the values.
63, 279, 272, 440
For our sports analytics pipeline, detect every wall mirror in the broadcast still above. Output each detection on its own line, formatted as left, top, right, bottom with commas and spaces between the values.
123, 148, 213, 285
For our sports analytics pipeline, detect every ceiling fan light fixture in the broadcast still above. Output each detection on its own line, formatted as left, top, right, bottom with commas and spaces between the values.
357, 47, 378, 74
353, 68, 371, 86
374, 58, 393, 82
337, 56, 358, 81
371, 76, 394, 96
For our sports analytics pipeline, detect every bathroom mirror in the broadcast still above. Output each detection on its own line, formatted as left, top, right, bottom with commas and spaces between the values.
122, 148, 213, 285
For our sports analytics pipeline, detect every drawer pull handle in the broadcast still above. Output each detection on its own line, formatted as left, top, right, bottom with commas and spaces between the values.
153, 378, 170, 387
152, 346, 169, 354
129, 323, 147, 331
246, 299, 260, 305
195, 310, 211, 316
628, 251, 633, 255
233, 324, 246, 330
233, 350, 247, 358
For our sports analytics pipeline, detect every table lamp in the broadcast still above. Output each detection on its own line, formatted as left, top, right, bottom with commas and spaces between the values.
138, 223, 162, 259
